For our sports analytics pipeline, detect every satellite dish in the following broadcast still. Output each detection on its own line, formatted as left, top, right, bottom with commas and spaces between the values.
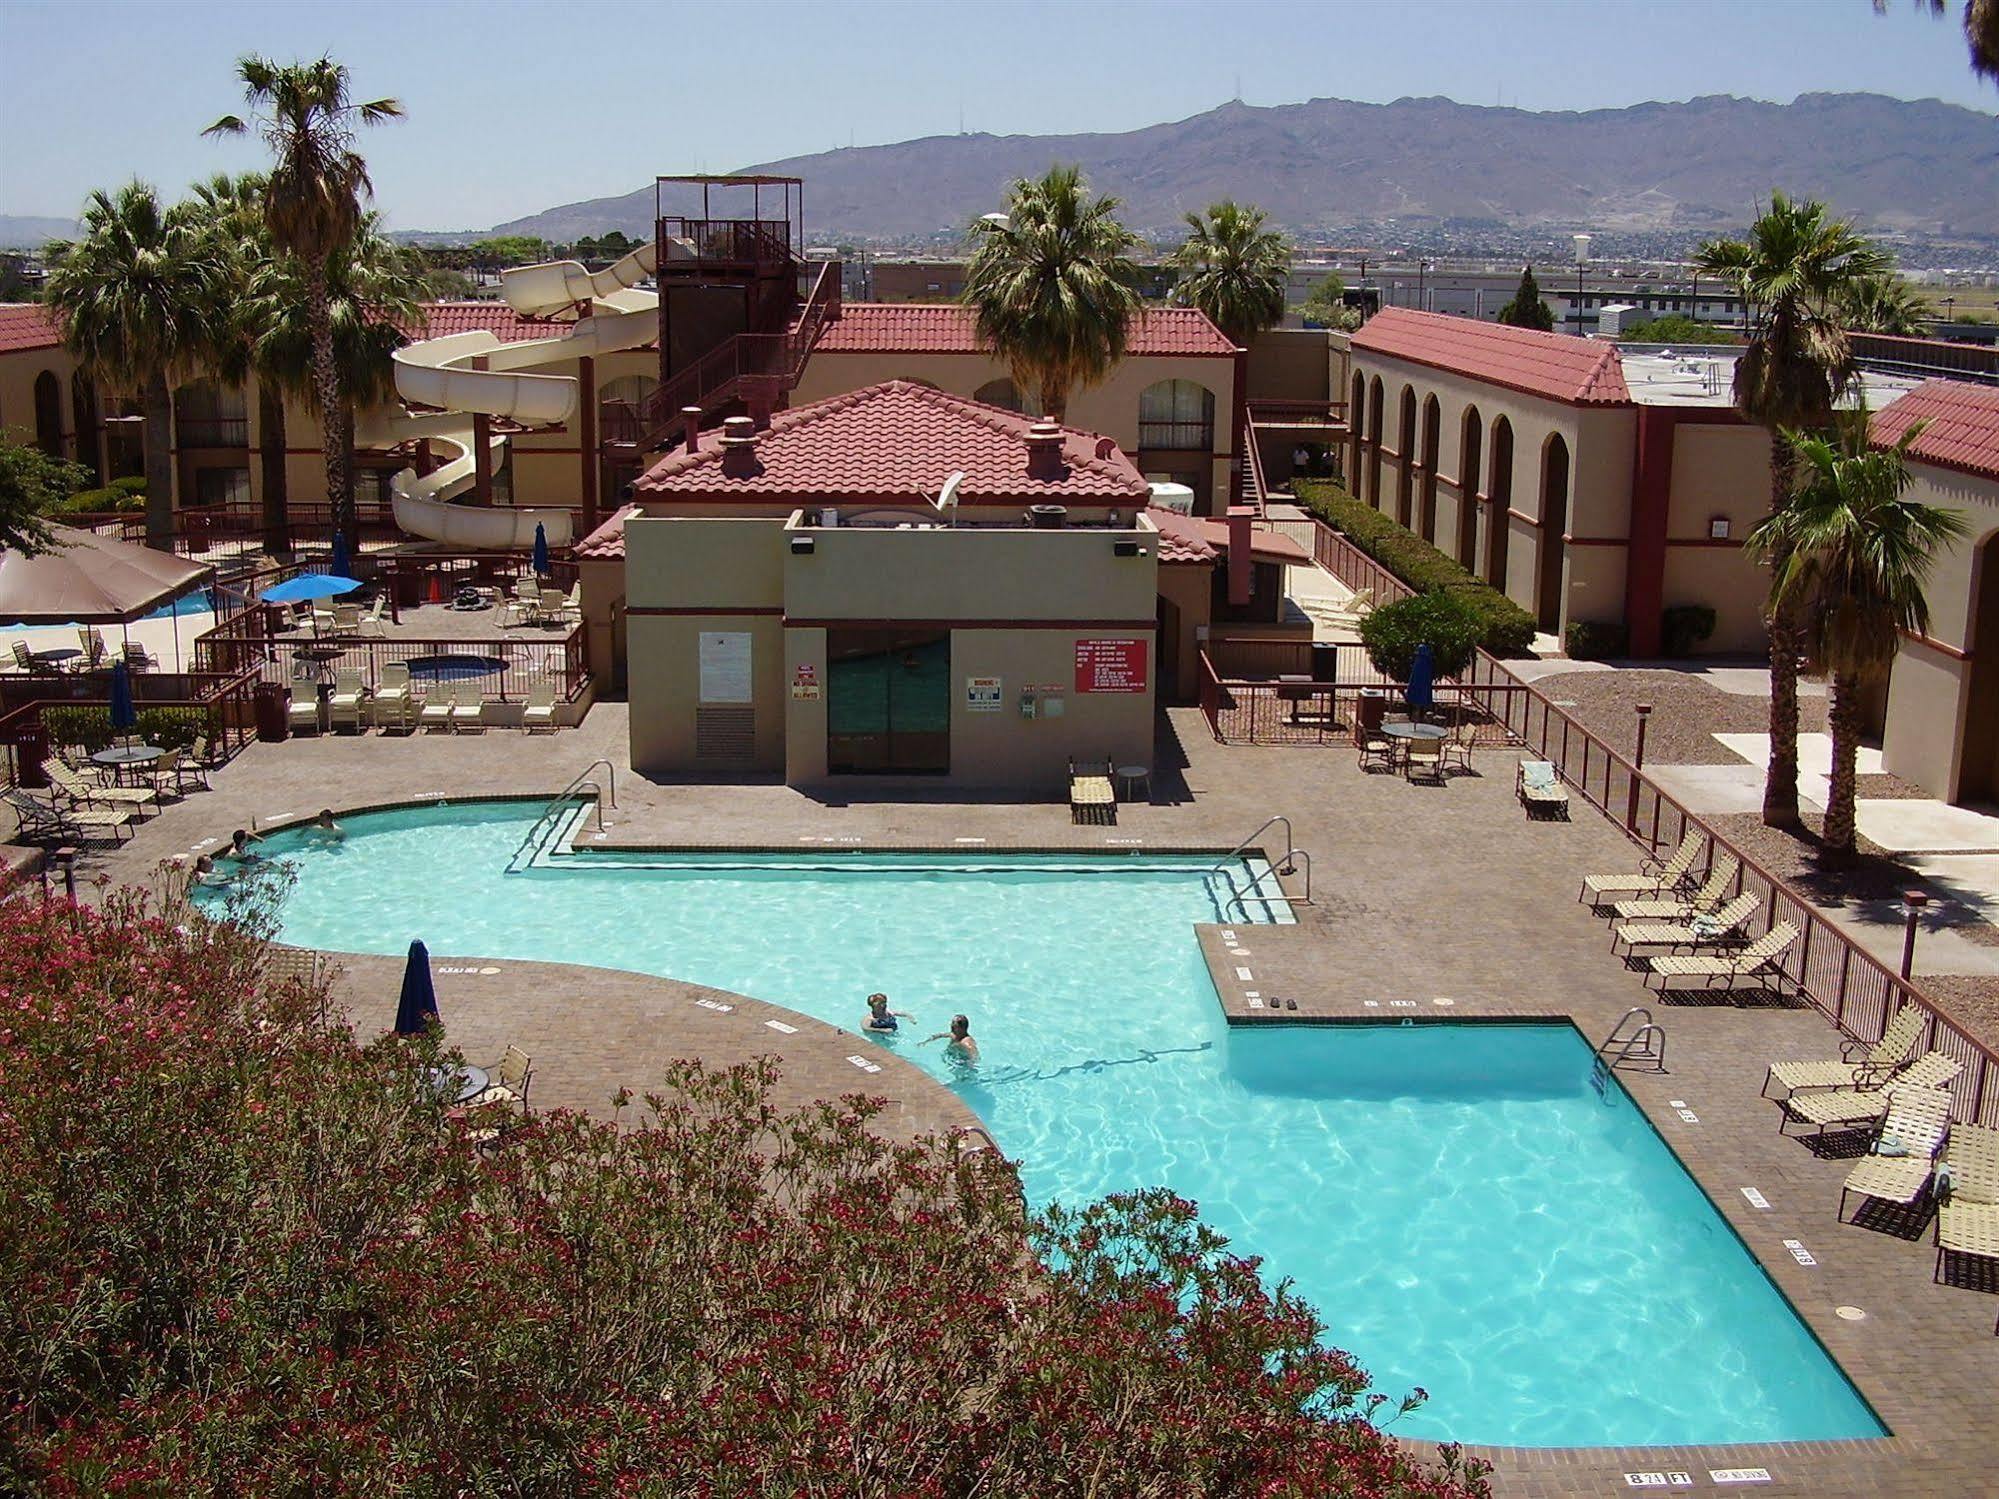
979, 212, 1011, 230
932, 471, 966, 525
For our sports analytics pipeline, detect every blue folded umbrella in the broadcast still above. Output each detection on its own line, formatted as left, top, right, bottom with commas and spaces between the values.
260, 574, 364, 604
108, 659, 137, 731
531, 522, 550, 578
1407, 643, 1436, 714
330, 530, 352, 579
394, 939, 438, 1036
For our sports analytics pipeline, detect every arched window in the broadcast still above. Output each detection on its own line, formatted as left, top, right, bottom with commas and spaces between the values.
1419, 395, 1441, 542
70, 372, 102, 483
1365, 377, 1384, 508
1537, 434, 1572, 633
1139, 379, 1215, 451
33, 370, 64, 457
1487, 417, 1515, 592
1348, 371, 1367, 491
1457, 406, 1482, 568
975, 377, 1030, 414
1395, 385, 1417, 528
173, 380, 247, 447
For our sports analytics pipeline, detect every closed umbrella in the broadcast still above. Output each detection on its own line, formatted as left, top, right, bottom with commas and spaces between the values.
1406, 643, 1435, 718
108, 659, 137, 732
531, 522, 550, 579
394, 940, 438, 1036
329, 529, 352, 580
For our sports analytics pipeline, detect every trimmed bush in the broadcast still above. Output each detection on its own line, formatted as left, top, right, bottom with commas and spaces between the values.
1564, 619, 1628, 661
1660, 603, 1716, 658
40, 704, 207, 754
1293, 479, 1538, 655
109, 474, 148, 497
1359, 591, 1485, 680
49, 484, 145, 516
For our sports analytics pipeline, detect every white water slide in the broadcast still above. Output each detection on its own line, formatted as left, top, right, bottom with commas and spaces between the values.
383, 238, 689, 548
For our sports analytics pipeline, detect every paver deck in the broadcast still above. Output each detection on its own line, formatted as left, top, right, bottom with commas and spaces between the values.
50, 702, 1999, 1498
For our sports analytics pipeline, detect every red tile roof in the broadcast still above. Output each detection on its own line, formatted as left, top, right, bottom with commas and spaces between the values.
0, 303, 62, 355
412, 302, 591, 344
575, 503, 638, 560
1145, 507, 1310, 566
633, 380, 1151, 506
813, 303, 1237, 357
1351, 308, 1632, 407
1871, 379, 1999, 484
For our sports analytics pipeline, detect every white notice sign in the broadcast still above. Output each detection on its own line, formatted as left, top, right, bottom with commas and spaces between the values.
699, 632, 752, 704
965, 676, 1002, 712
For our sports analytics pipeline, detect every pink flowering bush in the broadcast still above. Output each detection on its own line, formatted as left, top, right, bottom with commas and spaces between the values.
0, 877, 1488, 1497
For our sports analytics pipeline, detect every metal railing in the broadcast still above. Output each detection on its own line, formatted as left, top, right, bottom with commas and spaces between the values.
1137, 420, 1215, 451
507, 758, 618, 871
1241, 420, 1269, 513
1197, 648, 1524, 749
0, 666, 260, 791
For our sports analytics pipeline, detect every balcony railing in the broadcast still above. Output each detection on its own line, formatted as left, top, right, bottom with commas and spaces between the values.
1138, 420, 1214, 451
176, 417, 249, 448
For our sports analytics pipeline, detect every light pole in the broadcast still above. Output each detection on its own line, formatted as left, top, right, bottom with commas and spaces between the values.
1627, 703, 1652, 831
1901, 890, 1929, 980
1572, 234, 1592, 335
1417, 258, 1431, 313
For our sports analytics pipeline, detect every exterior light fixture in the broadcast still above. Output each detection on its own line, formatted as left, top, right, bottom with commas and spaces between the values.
789, 535, 815, 555
1113, 539, 1140, 558
1709, 516, 1731, 540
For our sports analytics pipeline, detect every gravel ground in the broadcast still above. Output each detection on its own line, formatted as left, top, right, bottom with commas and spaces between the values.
1534, 668, 1827, 766
1918, 975, 1999, 1054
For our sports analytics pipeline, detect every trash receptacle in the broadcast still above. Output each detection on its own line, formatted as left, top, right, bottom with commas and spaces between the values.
1357, 687, 1388, 738
254, 682, 289, 743
13, 720, 50, 788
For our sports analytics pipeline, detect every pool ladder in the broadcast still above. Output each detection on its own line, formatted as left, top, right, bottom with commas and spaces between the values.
1595, 1006, 1668, 1075
507, 759, 617, 871
1208, 815, 1314, 919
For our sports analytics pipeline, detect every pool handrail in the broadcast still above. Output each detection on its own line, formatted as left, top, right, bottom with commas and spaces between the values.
508, 760, 617, 870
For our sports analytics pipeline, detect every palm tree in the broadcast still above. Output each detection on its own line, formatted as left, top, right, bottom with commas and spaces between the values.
1747, 424, 1967, 860
1171, 200, 1289, 345
43, 182, 221, 550
206, 56, 403, 537
1693, 194, 1891, 829
962, 165, 1143, 423
1838, 275, 1933, 337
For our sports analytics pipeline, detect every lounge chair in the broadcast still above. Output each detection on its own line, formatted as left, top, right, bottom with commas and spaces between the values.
1763, 1006, 1928, 1102
327, 670, 367, 732
119, 642, 154, 672
4, 788, 134, 844
1779, 1051, 1963, 1138
1069, 756, 1116, 825
1643, 918, 1796, 995
357, 597, 388, 637
469, 1045, 534, 1111
288, 689, 321, 734
370, 661, 413, 730
1610, 854, 1741, 921
1934, 1123, 1999, 1285
1839, 1085, 1954, 1222
10, 639, 38, 673
1516, 759, 1569, 818
450, 684, 486, 733
44, 759, 157, 815
521, 679, 557, 733
418, 683, 456, 732
1579, 830, 1705, 906
78, 627, 107, 667
1612, 891, 1761, 958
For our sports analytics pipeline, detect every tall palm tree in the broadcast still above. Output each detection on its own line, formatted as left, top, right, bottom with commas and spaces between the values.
1748, 424, 1967, 860
43, 182, 221, 550
1838, 275, 1934, 337
962, 165, 1143, 423
1171, 200, 1289, 346
1693, 194, 1890, 829
206, 56, 403, 537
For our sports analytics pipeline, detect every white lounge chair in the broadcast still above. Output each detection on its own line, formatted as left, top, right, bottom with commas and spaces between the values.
1934, 1124, 1999, 1286
418, 684, 455, 732
1611, 854, 1741, 922
1580, 830, 1705, 906
521, 680, 557, 733
1644, 919, 1797, 995
327, 669, 367, 732
1612, 892, 1761, 958
1516, 760, 1568, 818
1779, 1051, 1963, 1139
288, 689, 321, 734
370, 661, 413, 730
1764, 1007, 1928, 1102
1839, 1085, 1954, 1222
450, 684, 485, 733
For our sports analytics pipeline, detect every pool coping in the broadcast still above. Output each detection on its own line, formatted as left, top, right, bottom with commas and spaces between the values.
213, 795, 1975, 1492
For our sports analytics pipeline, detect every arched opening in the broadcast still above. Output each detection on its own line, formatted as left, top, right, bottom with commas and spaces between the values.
1365, 377, 1384, 508
33, 370, 64, 458
1348, 371, 1366, 491
1486, 416, 1514, 590
1419, 395, 1441, 542
1456, 405, 1482, 567
974, 377, 1031, 414
172, 379, 247, 448
1961, 529, 1999, 803
1536, 433, 1572, 633
1138, 379, 1216, 452
70, 372, 102, 484
1395, 385, 1417, 528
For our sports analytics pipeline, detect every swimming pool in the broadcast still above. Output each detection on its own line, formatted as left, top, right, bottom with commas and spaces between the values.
214, 799, 1884, 1448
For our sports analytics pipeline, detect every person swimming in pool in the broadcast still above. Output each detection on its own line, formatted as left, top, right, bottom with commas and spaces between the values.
864, 992, 910, 1032
224, 828, 264, 862
309, 809, 346, 841
188, 853, 235, 888
923, 1014, 980, 1065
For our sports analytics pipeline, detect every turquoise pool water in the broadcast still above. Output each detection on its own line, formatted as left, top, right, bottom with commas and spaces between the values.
214, 799, 1884, 1449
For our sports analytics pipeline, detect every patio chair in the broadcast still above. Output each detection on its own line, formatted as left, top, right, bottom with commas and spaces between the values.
1763, 1006, 1928, 1102
1439, 720, 1476, 774
146, 748, 183, 797
4, 788, 134, 844
1404, 735, 1446, 783
470, 1044, 534, 1111
332, 603, 361, 634
1643, 918, 1796, 995
538, 587, 567, 626
1578, 830, 1705, 907
450, 684, 486, 733
1934, 1124, 1999, 1286
1778, 1051, 1962, 1139
1838, 1085, 1954, 1223
1356, 728, 1394, 773
370, 661, 413, 730
173, 739, 212, 793
119, 642, 154, 672
77, 627, 107, 666
9, 639, 33, 672
1610, 854, 1741, 922
288, 688, 321, 735
417, 684, 456, 732
521, 679, 558, 733
45, 759, 157, 815
357, 597, 388, 638
327, 670, 368, 733
1068, 756, 1116, 825
1612, 891, 1761, 959
1515, 759, 1569, 819
561, 583, 582, 624
310, 607, 334, 636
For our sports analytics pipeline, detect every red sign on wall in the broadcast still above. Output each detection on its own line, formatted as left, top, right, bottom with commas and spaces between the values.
1074, 637, 1148, 693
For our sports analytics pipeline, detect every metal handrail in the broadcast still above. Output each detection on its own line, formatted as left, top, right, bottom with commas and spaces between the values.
1209, 814, 1296, 877
1214, 847, 1313, 918
1595, 1006, 1667, 1073
508, 759, 618, 870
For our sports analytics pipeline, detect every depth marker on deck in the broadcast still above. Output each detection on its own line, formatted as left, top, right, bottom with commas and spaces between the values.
1234, 967, 1254, 981
763, 1019, 798, 1034
1779, 1239, 1817, 1267
1740, 1187, 1771, 1209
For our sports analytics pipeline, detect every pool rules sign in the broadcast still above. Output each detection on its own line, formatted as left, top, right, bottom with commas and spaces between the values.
1074, 638, 1147, 693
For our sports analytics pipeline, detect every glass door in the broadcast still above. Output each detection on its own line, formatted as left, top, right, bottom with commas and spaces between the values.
826, 629, 950, 774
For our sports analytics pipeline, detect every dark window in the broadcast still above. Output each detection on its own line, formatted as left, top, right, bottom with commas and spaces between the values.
826, 630, 951, 774
1139, 380, 1215, 451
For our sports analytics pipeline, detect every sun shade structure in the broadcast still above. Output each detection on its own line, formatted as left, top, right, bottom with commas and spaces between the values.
0, 524, 212, 625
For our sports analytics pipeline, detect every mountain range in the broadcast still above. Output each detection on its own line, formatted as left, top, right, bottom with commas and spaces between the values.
490, 92, 1999, 244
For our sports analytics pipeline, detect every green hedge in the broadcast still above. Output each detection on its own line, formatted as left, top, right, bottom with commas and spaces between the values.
1358, 592, 1484, 680
41, 705, 207, 754
1291, 479, 1538, 655
46, 484, 145, 516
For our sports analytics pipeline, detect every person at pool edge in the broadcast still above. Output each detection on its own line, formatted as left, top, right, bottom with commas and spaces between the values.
864, 992, 910, 1033
224, 828, 263, 862
923, 1014, 979, 1064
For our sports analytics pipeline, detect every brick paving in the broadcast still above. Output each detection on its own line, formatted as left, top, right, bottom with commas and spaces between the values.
52, 703, 1999, 1497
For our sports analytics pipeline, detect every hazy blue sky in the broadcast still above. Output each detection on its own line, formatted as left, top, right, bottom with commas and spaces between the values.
1, 0, 1992, 230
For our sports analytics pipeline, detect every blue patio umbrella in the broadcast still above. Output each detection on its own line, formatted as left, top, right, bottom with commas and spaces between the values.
329, 529, 352, 580
531, 522, 550, 578
260, 573, 364, 605
1406, 643, 1436, 716
394, 940, 438, 1036
108, 659, 137, 731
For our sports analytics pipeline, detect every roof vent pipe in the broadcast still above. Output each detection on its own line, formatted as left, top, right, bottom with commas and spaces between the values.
1025, 421, 1065, 481
681, 406, 701, 454
719, 416, 760, 478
